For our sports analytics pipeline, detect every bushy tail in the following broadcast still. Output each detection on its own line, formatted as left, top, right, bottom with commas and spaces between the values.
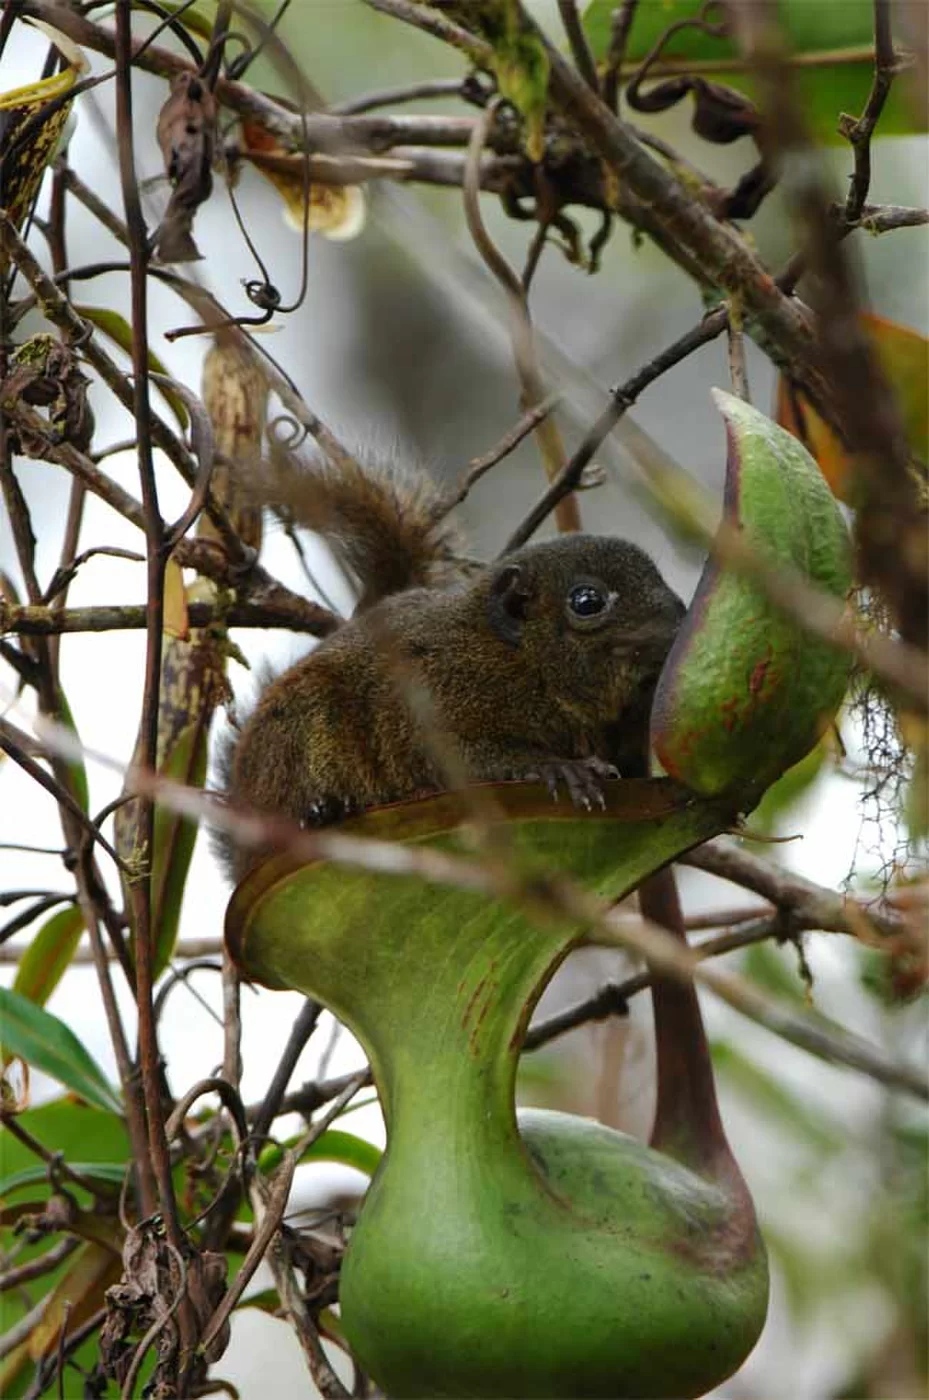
264, 446, 465, 608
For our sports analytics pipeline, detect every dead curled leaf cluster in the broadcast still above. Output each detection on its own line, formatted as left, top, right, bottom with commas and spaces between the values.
0, 1, 927, 1397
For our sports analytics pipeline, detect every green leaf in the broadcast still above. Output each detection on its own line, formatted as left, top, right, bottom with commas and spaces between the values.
12, 906, 84, 1007
0, 989, 122, 1115
257, 1127, 382, 1179
491, 3, 550, 162
742, 940, 807, 1004
0, 1102, 129, 1195
149, 720, 208, 975
139, 0, 218, 43
117, 613, 225, 976
0, 1159, 126, 1197
652, 391, 853, 801
72, 305, 189, 430
583, 0, 926, 143
54, 688, 88, 813
712, 1039, 843, 1154
744, 736, 829, 835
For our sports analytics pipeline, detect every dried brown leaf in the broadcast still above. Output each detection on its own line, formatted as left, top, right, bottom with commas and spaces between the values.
154, 72, 217, 263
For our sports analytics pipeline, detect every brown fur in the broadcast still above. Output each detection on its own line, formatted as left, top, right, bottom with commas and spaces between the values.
218, 462, 684, 883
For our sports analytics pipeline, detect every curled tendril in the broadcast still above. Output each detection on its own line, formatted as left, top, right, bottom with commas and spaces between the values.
268, 412, 308, 451
460, 69, 499, 109
244, 279, 281, 312
202, 26, 252, 79
627, 0, 730, 110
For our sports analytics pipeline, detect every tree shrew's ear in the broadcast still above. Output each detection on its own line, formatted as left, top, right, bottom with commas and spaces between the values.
487, 562, 533, 647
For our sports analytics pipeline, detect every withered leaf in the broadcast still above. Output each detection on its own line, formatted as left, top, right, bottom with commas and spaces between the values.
154, 72, 216, 263
627, 71, 760, 145
1, 334, 93, 453
102, 1219, 229, 1390
689, 79, 761, 146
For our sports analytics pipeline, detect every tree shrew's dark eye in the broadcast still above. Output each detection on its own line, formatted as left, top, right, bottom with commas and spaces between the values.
568, 584, 609, 617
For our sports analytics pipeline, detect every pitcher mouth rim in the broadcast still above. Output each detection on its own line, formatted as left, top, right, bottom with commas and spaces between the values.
223, 776, 732, 986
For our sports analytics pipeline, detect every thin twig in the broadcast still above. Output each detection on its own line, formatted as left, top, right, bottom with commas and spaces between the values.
0, 1238, 79, 1294
842, 0, 898, 223
57, 166, 357, 474
504, 305, 728, 550
362, 0, 493, 66
1, 217, 252, 565
683, 839, 903, 939
0, 719, 125, 871
523, 11, 838, 419
199, 1153, 296, 1356
726, 300, 750, 401
853, 202, 929, 232
252, 1000, 324, 1145
22, 1307, 108, 1400
603, 0, 639, 112
462, 100, 580, 533
441, 395, 559, 513
0, 1114, 108, 1197
113, 0, 188, 1310
0, 402, 336, 635
150, 374, 216, 549
333, 77, 466, 114
557, 0, 600, 92
1, 598, 336, 637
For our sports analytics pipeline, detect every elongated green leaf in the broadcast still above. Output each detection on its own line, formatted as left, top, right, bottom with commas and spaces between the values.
0, 1101, 129, 1201
712, 1040, 843, 1154
141, 0, 217, 42
0, 989, 121, 1114
150, 720, 208, 975
12, 906, 84, 1007
583, 0, 926, 143
0, 1160, 125, 1197
73, 305, 189, 430
26, 1240, 121, 1359
54, 688, 88, 813
0, 33, 85, 256
491, 2, 550, 162
257, 1128, 382, 1179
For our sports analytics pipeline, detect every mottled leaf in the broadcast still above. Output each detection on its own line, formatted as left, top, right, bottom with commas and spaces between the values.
0, 21, 87, 258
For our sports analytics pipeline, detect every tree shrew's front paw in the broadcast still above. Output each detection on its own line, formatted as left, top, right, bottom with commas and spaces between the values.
304, 794, 361, 827
526, 756, 620, 810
